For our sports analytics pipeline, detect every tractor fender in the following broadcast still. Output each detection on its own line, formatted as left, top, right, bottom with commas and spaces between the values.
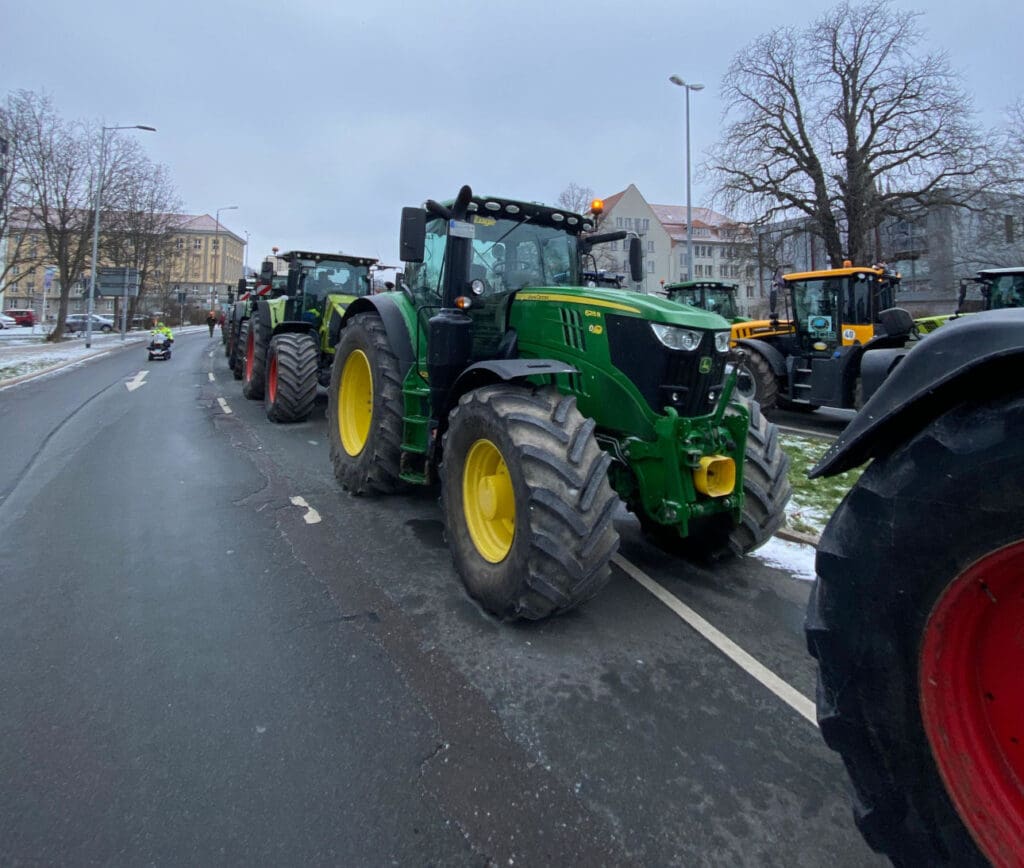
734, 338, 786, 376
339, 295, 415, 376
811, 309, 1024, 478
272, 321, 317, 340
857, 346, 909, 403
446, 359, 579, 419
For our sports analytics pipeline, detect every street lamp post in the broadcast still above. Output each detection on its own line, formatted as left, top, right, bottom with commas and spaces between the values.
86, 124, 156, 348
669, 76, 704, 282
213, 205, 238, 313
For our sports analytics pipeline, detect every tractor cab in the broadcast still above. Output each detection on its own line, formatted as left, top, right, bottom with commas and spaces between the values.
281, 250, 376, 326
401, 194, 643, 361
665, 280, 744, 322
977, 267, 1024, 310
781, 264, 901, 354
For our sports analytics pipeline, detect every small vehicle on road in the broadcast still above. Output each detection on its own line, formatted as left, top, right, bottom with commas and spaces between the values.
147, 334, 173, 361
0, 313, 17, 329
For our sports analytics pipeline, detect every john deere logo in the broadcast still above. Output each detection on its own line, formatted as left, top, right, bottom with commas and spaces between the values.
699, 357, 712, 373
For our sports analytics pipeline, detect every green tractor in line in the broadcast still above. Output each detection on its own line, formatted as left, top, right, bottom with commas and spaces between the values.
914, 265, 1024, 335
326, 185, 791, 620
239, 250, 378, 423
663, 280, 749, 324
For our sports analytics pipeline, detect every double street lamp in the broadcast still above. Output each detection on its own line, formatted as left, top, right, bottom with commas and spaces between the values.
669, 75, 704, 282
86, 124, 156, 348
213, 205, 238, 311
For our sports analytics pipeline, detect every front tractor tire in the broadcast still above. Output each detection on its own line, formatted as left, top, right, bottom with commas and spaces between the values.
735, 348, 778, 412
441, 386, 619, 621
328, 313, 406, 495
265, 333, 319, 423
242, 311, 271, 400
805, 390, 1024, 867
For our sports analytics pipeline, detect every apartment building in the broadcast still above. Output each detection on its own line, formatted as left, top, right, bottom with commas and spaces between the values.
0, 213, 244, 316
597, 184, 759, 310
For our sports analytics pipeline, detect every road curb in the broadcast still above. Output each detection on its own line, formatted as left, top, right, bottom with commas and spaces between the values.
776, 526, 821, 547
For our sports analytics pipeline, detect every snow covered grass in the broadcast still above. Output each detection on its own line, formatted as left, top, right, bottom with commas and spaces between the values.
780, 432, 864, 538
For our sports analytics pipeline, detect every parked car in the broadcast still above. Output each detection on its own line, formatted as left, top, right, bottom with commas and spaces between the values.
4, 308, 35, 326
0, 313, 17, 329
65, 314, 115, 333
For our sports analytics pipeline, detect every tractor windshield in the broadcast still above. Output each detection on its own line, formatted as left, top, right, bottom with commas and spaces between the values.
302, 260, 372, 308
467, 215, 580, 294
791, 277, 841, 348
987, 273, 1024, 309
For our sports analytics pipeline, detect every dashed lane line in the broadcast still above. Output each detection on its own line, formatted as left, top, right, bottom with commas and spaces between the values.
208, 372, 215, 382
611, 553, 818, 727
217, 397, 232, 414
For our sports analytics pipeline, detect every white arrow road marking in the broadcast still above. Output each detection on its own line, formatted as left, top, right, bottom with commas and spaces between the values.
289, 496, 322, 525
217, 397, 232, 414
208, 372, 215, 382
125, 371, 148, 392
612, 553, 818, 727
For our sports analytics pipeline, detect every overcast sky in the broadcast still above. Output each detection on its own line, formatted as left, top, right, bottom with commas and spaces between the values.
4, 0, 1019, 270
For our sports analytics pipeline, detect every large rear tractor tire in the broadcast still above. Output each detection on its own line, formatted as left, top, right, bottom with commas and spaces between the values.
734, 348, 778, 411
231, 320, 248, 380
640, 401, 791, 560
805, 390, 1024, 867
328, 313, 406, 495
265, 333, 319, 423
242, 309, 270, 400
441, 385, 619, 620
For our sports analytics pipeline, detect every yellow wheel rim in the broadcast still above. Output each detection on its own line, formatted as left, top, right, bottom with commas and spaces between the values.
338, 349, 372, 456
462, 439, 515, 563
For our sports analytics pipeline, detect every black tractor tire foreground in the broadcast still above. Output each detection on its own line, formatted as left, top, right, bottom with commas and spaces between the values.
734, 348, 779, 412
241, 310, 271, 401
639, 400, 791, 561
328, 313, 406, 495
441, 385, 619, 620
265, 333, 319, 423
231, 320, 248, 380
806, 389, 1024, 867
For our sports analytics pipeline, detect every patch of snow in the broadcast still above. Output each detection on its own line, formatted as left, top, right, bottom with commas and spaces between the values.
753, 536, 818, 582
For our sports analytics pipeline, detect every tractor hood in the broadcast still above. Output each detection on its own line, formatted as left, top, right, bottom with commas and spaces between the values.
515, 286, 731, 330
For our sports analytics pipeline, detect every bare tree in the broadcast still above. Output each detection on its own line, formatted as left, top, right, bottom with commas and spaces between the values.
0, 95, 34, 296
104, 154, 182, 328
557, 182, 596, 215
9, 91, 98, 340
708, 0, 999, 266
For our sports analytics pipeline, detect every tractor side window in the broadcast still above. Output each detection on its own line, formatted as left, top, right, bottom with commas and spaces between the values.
405, 219, 446, 308
845, 276, 871, 324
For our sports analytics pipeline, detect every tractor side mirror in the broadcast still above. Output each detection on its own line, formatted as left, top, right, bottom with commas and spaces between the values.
628, 236, 643, 283
237, 278, 247, 292
259, 260, 274, 282
957, 281, 968, 313
400, 207, 426, 263
769, 287, 778, 315
878, 307, 914, 337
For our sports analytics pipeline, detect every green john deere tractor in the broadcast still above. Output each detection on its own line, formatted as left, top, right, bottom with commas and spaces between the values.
663, 280, 749, 324
240, 250, 378, 422
327, 185, 791, 620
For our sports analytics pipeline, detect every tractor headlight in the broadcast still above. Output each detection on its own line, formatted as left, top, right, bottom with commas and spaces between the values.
714, 331, 731, 353
651, 323, 702, 351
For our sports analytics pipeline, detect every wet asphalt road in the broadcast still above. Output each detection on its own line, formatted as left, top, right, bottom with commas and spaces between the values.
0, 332, 882, 866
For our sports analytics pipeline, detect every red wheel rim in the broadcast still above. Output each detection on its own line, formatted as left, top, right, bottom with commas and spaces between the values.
245, 328, 254, 381
920, 539, 1024, 867
268, 354, 278, 403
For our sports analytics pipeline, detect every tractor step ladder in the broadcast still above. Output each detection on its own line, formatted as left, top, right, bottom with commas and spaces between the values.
400, 376, 431, 484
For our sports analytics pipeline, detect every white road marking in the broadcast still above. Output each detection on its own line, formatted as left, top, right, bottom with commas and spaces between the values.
217, 397, 232, 414
208, 351, 214, 358
289, 496, 322, 524
612, 553, 818, 727
125, 370, 148, 392
208, 372, 215, 382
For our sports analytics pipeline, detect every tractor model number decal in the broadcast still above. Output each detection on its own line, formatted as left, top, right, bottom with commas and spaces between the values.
588, 324, 604, 335
584, 309, 601, 318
